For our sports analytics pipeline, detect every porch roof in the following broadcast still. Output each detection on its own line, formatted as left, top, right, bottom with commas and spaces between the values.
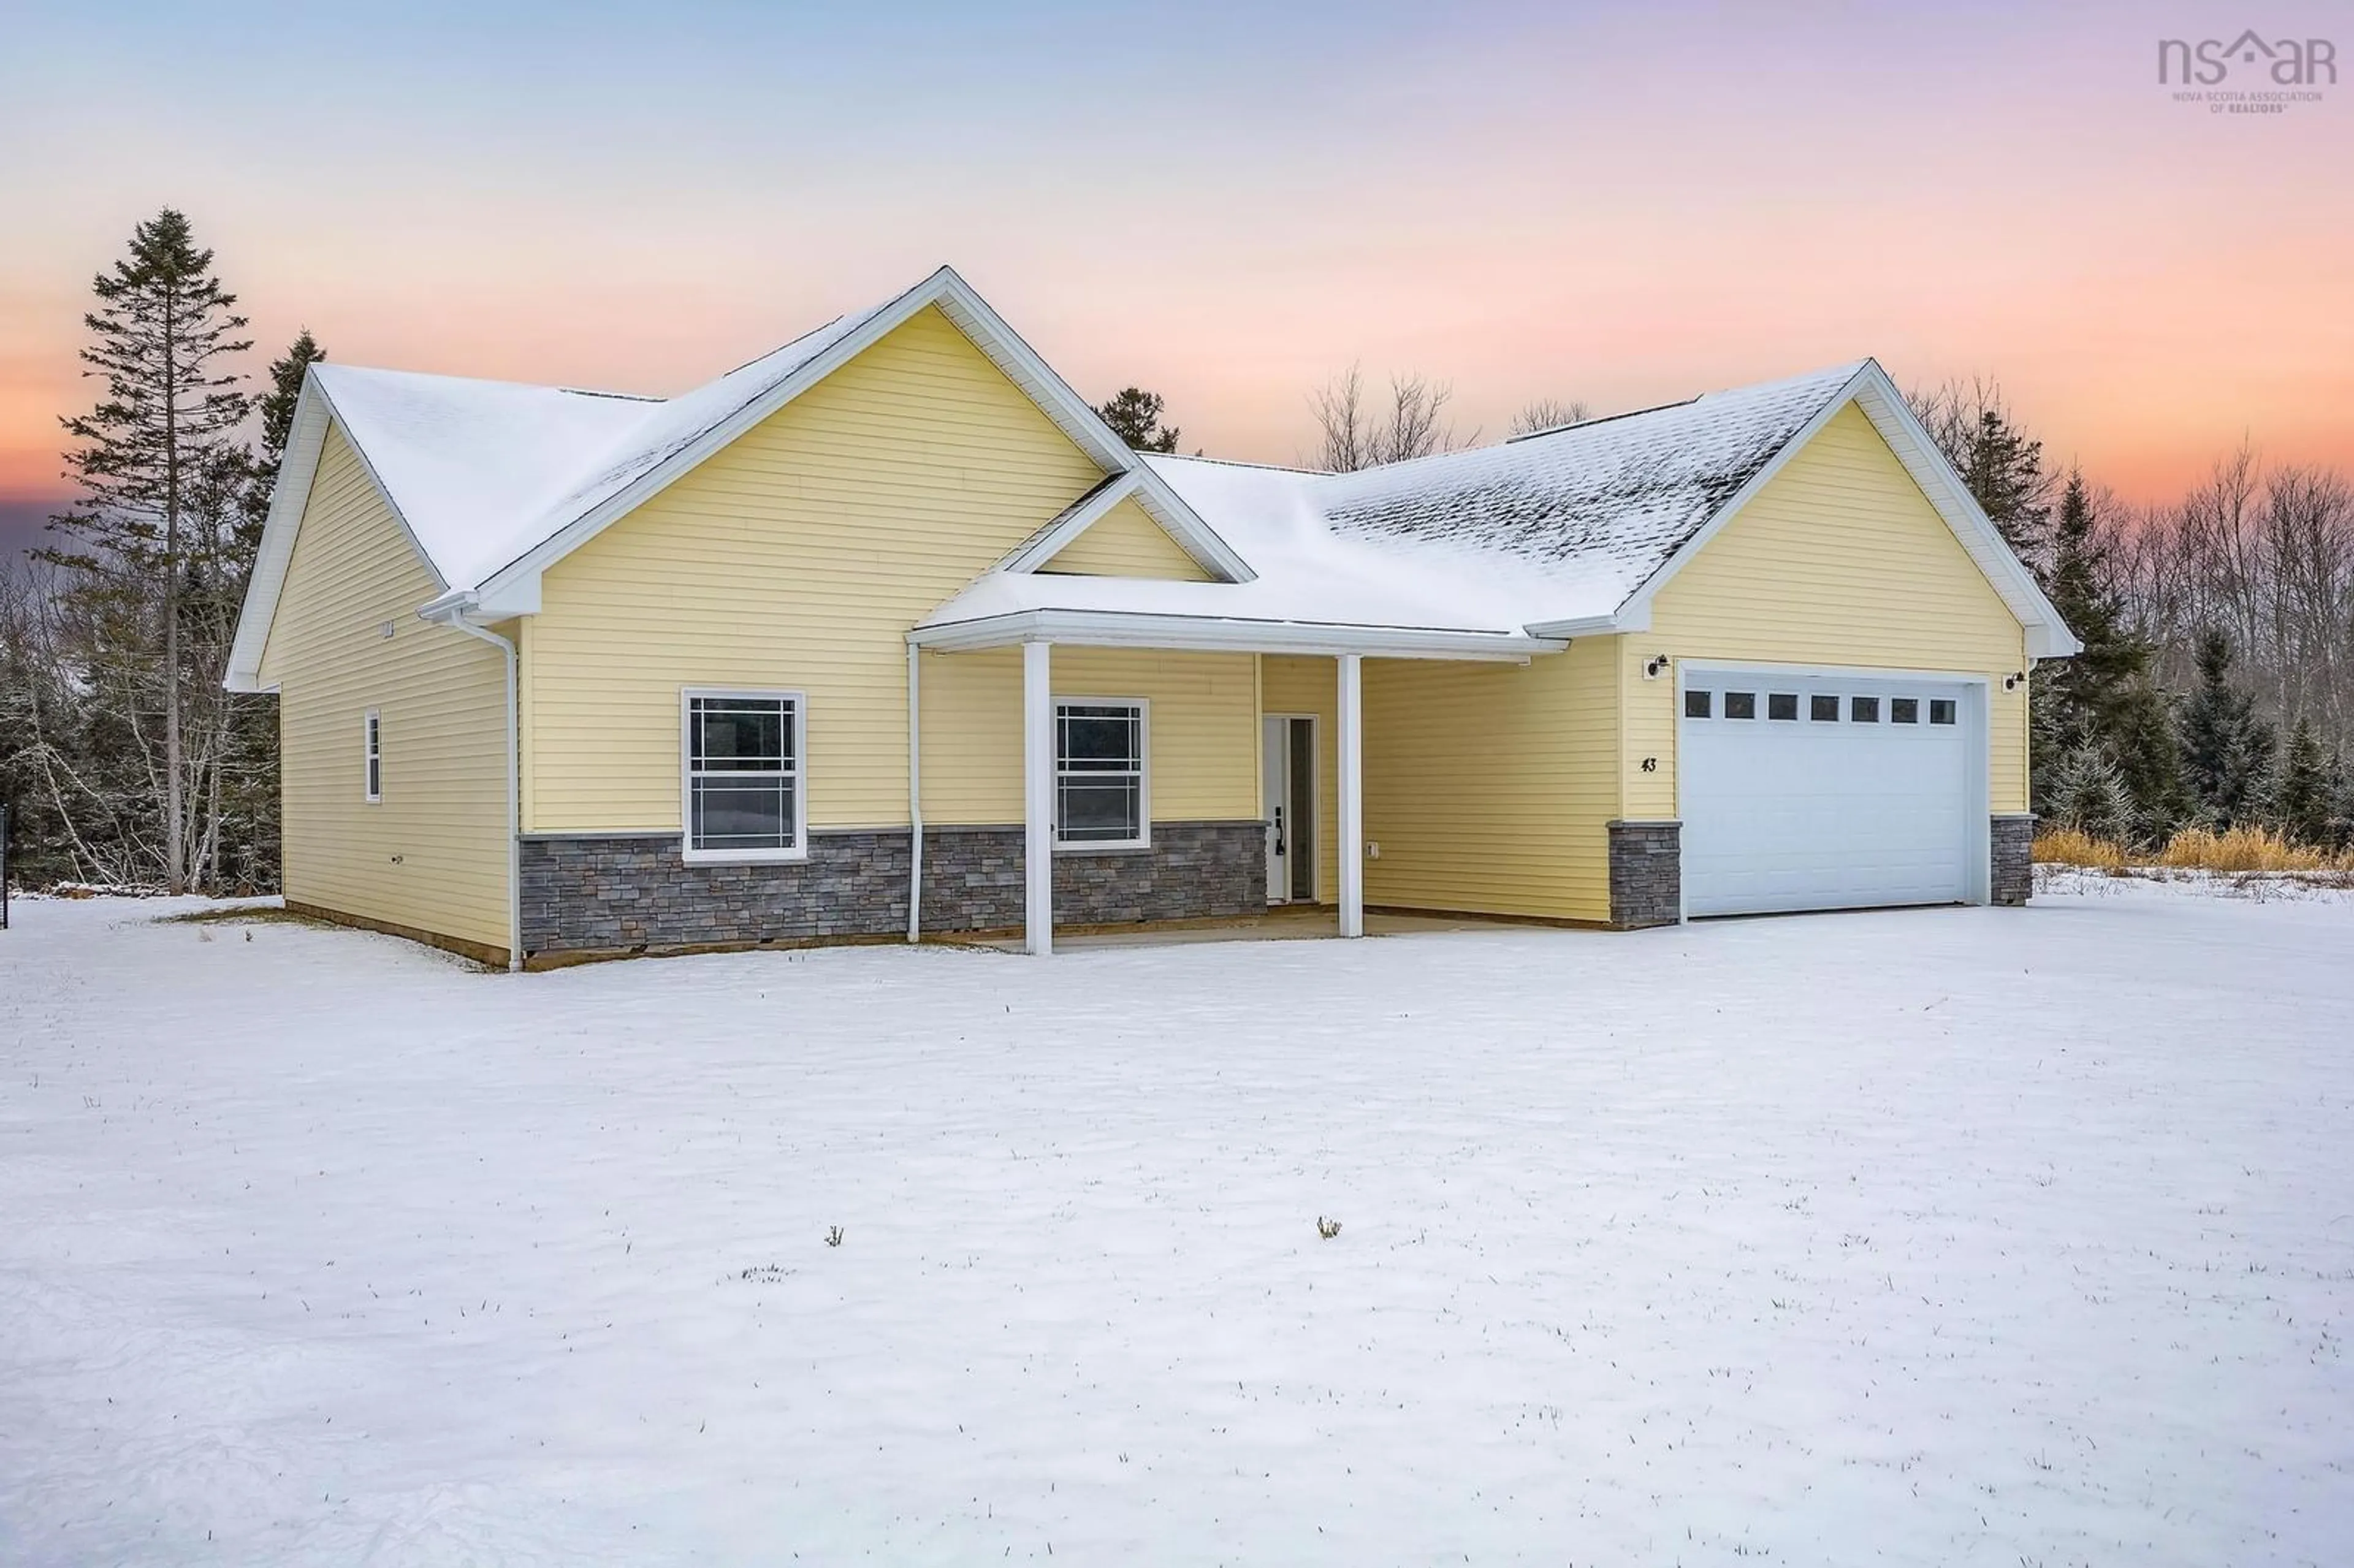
908, 572, 1567, 660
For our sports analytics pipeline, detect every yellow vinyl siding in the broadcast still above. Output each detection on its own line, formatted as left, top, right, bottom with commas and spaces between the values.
1037, 496, 1213, 580
1260, 647, 1621, 921
524, 306, 1256, 832
918, 647, 1258, 825
256, 425, 510, 953
1365, 641, 1622, 920
1621, 404, 2032, 818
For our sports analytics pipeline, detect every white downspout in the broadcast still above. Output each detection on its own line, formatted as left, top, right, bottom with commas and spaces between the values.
907, 642, 923, 943
430, 608, 523, 973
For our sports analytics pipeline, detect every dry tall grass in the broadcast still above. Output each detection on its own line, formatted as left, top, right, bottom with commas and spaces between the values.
2154, 825, 2354, 873
2033, 826, 2127, 871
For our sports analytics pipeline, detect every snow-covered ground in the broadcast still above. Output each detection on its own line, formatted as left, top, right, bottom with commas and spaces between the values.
2, 886, 2349, 1566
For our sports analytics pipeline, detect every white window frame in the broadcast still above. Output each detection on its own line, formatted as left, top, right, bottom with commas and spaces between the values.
1053, 696, 1150, 852
362, 708, 382, 803
680, 687, 808, 865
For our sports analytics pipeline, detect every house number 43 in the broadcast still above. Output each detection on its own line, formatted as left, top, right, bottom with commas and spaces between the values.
1640, 757, 1659, 772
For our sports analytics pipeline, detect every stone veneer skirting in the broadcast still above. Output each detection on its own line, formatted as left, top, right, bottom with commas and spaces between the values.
519, 821, 1266, 956
1606, 819, 1682, 929
1990, 813, 2036, 907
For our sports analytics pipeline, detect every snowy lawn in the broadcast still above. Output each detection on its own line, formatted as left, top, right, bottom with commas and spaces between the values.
2, 887, 2350, 1566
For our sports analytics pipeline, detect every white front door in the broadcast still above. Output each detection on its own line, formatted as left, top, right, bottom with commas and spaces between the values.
1263, 717, 1291, 903
1262, 715, 1316, 904
1679, 668, 1984, 917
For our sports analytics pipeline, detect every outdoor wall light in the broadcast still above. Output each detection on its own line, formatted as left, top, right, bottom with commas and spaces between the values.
2002, 671, 2025, 690
1644, 655, 1672, 679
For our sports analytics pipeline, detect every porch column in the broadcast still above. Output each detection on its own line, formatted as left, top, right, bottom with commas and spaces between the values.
1023, 638, 1054, 955
1337, 652, 1365, 938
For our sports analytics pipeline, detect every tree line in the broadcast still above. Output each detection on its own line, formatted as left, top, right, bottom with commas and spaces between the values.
4, 213, 2346, 891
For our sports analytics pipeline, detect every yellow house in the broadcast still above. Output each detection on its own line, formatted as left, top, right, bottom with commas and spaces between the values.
227, 267, 2076, 969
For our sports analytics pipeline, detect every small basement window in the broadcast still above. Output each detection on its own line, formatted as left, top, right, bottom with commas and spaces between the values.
1724, 691, 1757, 720
362, 709, 382, 802
1891, 697, 1920, 724
684, 690, 804, 861
1930, 698, 1957, 725
1685, 690, 1712, 719
1850, 696, 1880, 723
1810, 694, 1840, 722
1768, 693, 1799, 721
1057, 699, 1147, 848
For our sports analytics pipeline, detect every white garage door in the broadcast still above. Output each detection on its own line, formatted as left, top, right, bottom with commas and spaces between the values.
1679, 669, 1983, 917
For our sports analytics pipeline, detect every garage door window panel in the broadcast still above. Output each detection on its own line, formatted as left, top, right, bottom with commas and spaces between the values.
1724, 692, 1757, 720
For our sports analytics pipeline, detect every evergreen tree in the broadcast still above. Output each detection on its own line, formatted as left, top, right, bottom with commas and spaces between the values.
2106, 679, 2185, 841
2176, 628, 2276, 829
249, 328, 324, 529
2043, 740, 2139, 844
2029, 473, 2180, 832
1095, 387, 1180, 453
38, 210, 251, 892
1916, 382, 2052, 570
2276, 718, 2333, 848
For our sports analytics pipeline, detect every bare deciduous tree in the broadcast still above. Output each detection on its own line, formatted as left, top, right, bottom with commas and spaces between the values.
1509, 397, 1592, 436
2116, 448, 2354, 752
1309, 365, 1465, 472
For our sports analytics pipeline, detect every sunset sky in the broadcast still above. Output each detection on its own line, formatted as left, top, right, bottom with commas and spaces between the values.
2, 0, 2348, 555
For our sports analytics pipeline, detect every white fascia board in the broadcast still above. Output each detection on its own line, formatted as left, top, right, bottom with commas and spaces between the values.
224, 373, 448, 691
997, 471, 1142, 574
909, 608, 1563, 661
1523, 606, 1648, 639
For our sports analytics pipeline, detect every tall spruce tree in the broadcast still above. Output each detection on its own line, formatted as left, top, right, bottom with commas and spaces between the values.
1095, 387, 1180, 453
1915, 382, 2053, 571
251, 329, 324, 516
2176, 628, 2276, 830
2276, 718, 2333, 848
40, 210, 251, 892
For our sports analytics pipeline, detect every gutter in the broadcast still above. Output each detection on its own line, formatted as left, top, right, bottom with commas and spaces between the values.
422, 599, 524, 973
909, 608, 1565, 661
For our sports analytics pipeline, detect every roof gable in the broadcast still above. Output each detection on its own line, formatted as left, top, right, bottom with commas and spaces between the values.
1035, 494, 1216, 580
1591, 362, 2076, 657
451, 268, 1249, 614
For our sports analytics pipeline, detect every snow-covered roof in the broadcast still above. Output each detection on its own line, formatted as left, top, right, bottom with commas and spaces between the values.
229, 267, 2075, 692
308, 301, 894, 595
920, 356, 2078, 660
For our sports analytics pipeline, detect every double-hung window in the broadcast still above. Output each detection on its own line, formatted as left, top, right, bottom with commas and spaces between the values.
683, 690, 804, 862
1055, 699, 1147, 849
